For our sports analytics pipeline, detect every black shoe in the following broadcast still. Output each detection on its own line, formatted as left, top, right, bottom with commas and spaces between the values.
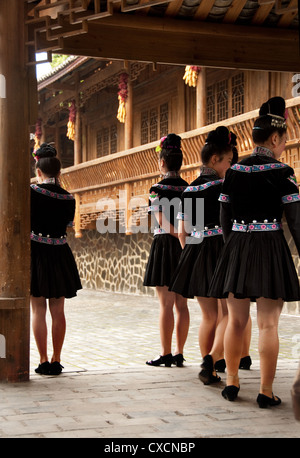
199, 355, 221, 385
35, 361, 50, 375
256, 393, 281, 409
146, 353, 174, 367
199, 369, 221, 385
239, 356, 252, 370
173, 353, 185, 367
214, 359, 226, 373
49, 361, 64, 375
222, 385, 240, 402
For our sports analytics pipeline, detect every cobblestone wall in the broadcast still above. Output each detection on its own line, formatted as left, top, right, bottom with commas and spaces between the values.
68, 230, 156, 297
68, 225, 300, 314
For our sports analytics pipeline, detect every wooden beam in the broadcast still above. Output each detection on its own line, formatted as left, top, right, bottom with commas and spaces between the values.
223, 0, 247, 23
277, 0, 298, 27
252, 3, 274, 24
194, 0, 215, 20
46, 14, 300, 72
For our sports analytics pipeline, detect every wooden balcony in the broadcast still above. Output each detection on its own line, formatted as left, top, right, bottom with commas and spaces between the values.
60, 96, 300, 236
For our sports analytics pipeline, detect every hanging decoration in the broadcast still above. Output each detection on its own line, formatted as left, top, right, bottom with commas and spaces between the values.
34, 118, 42, 152
117, 72, 128, 123
67, 100, 76, 141
183, 66, 202, 87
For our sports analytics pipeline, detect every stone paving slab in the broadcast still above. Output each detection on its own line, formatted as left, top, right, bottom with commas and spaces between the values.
0, 361, 299, 439
0, 289, 299, 439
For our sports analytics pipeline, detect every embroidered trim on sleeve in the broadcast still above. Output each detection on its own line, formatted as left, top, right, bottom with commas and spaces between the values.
281, 193, 300, 204
177, 212, 189, 221
218, 193, 230, 203
148, 205, 161, 212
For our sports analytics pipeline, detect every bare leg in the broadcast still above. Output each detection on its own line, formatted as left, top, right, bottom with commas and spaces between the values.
224, 294, 250, 388
256, 297, 283, 398
49, 297, 66, 363
197, 297, 218, 357
156, 286, 175, 355
210, 299, 228, 363
31, 296, 48, 363
174, 293, 189, 355
241, 316, 252, 359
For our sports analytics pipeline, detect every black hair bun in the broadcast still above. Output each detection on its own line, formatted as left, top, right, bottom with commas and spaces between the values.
36, 143, 57, 159
162, 133, 182, 150
259, 96, 285, 118
206, 126, 236, 147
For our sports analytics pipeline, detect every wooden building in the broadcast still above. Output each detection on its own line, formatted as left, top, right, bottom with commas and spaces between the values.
1, 0, 300, 381
34, 56, 300, 303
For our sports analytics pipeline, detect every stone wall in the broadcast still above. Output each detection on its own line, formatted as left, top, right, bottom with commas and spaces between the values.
68, 224, 300, 314
68, 229, 156, 297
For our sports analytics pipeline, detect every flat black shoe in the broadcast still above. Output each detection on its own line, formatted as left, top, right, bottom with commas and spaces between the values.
200, 354, 214, 370
35, 361, 50, 375
173, 353, 185, 367
199, 369, 221, 385
49, 361, 64, 375
256, 393, 281, 409
146, 353, 174, 367
222, 385, 240, 402
214, 359, 226, 372
199, 355, 221, 385
239, 356, 252, 370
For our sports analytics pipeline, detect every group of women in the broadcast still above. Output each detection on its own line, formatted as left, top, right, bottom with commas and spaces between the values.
29, 95, 300, 410
143, 96, 300, 408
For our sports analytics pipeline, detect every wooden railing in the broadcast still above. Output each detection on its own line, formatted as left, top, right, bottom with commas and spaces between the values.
60, 97, 300, 235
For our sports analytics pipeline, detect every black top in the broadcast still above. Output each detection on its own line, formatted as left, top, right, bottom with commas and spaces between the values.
30, 182, 75, 239
220, 146, 300, 254
148, 173, 188, 229
179, 167, 224, 231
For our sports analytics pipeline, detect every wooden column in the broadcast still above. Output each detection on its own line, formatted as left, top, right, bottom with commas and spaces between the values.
74, 74, 82, 165
55, 112, 61, 160
196, 67, 206, 128
124, 74, 133, 150
0, 1, 32, 382
74, 193, 82, 238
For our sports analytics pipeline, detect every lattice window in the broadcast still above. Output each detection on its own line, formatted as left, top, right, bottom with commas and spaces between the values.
141, 110, 149, 145
206, 85, 215, 125
141, 103, 169, 144
232, 73, 244, 117
96, 124, 117, 157
110, 124, 117, 154
150, 108, 158, 142
207, 73, 244, 124
160, 103, 169, 137
216, 80, 228, 121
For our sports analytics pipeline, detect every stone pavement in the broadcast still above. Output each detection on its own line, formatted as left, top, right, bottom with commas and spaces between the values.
0, 289, 300, 439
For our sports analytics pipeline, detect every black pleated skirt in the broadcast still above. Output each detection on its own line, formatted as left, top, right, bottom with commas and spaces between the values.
169, 235, 224, 298
143, 234, 183, 287
31, 241, 82, 299
208, 230, 300, 302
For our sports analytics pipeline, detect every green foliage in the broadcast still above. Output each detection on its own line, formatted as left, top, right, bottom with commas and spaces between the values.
50, 54, 69, 69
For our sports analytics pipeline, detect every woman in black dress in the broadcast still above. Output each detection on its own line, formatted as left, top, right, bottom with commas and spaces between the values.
31, 143, 82, 375
209, 97, 300, 406
169, 127, 251, 383
144, 134, 190, 367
